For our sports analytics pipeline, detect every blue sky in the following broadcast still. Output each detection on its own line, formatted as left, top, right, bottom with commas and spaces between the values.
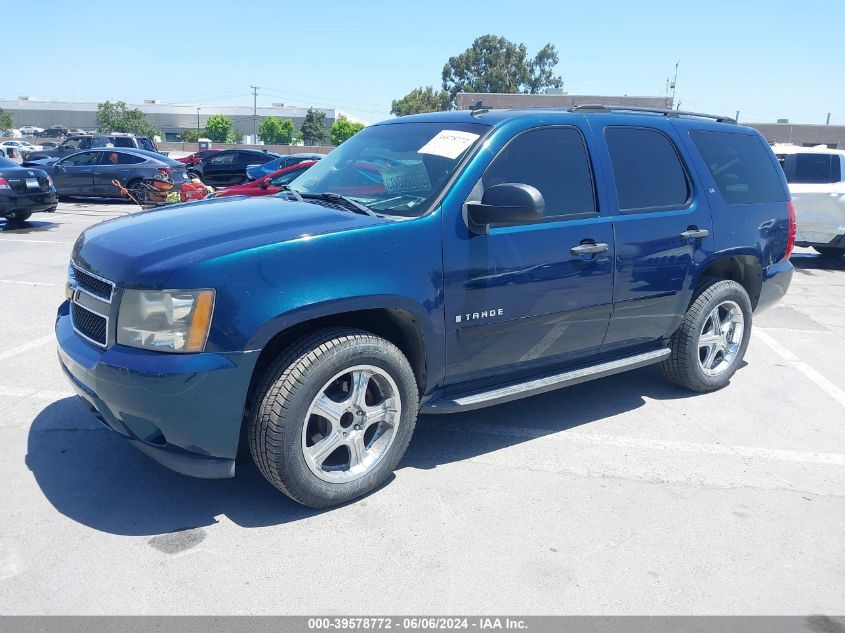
6, 0, 843, 125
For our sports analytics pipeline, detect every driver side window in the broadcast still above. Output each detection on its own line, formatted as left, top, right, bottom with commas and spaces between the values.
481, 126, 597, 220
62, 152, 100, 166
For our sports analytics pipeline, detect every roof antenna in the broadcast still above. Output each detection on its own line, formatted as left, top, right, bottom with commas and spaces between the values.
470, 100, 488, 117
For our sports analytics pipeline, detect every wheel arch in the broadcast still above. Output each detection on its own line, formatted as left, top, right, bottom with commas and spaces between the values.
696, 254, 763, 309
239, 301, 434, 453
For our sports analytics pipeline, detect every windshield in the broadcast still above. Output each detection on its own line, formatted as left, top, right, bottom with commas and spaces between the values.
288, 121, 489, 217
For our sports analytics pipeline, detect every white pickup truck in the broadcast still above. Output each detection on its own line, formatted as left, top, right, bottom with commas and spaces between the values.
773, 144, 845, 257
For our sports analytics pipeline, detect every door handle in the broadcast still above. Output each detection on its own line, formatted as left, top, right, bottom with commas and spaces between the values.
680, 228, 709, 240
570, 242, 609, 256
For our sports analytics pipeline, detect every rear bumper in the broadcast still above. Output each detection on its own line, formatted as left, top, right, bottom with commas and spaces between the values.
0, 190, 57, 215
755, 260, 793, 313
55, 303, 260, 478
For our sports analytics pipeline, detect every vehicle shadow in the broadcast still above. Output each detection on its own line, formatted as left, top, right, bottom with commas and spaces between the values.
790, 252, 845, 272
0, 218, 58, 233
27, 364, 701, 537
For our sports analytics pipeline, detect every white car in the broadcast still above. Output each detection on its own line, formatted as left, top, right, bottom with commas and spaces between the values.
18, 126, 43, 137
0, 140, 41, 153
773, 143, 845, 257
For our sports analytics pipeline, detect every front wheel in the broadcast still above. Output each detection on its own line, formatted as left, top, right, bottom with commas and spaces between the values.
661, 278, 752, 392
249, 328, 419, 508
4, 212, 32, 224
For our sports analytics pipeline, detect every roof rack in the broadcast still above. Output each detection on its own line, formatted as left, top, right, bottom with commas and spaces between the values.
567, 104, 737, 124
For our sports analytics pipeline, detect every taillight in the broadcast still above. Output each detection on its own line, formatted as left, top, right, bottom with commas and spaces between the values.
784, 200, 797, 261
0, 178, 9, 189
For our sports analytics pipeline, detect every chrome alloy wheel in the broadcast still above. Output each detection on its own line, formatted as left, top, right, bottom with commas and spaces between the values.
698, 300, 745, 377
301, 365, 401, 483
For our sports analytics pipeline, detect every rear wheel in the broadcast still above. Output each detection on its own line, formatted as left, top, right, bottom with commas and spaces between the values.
248, 328, 419, 508
814, 246, 845, 258
661, 278, 752, 392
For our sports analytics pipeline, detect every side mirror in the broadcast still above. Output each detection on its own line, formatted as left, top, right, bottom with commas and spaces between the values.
466, 183, 544, 235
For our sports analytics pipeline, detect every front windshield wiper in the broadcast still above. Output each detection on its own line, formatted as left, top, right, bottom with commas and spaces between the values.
279, 185, 303, 202
300, 192, 377, 217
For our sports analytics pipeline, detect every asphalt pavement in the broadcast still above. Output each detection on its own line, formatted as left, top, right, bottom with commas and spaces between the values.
0, 201, 843, 615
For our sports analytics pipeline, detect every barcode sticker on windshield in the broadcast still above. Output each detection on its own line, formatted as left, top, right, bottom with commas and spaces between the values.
418, 130, 480, 159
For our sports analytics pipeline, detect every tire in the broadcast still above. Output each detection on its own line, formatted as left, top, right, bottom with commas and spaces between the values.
661, 278, 753, 392
814, 246, 845, 258
4, 212, 31, 224
249, 328, 419, 508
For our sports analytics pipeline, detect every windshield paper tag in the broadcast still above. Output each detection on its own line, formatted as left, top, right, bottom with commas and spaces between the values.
418, 130, 480, 159
381, 163, 432, 194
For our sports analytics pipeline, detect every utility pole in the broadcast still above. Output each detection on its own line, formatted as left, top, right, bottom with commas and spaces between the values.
196, 107, 200, 131
668, 61, 679, 109
250, 85, 259, 144
735, 110, 740, 123
826, 112, 831, 125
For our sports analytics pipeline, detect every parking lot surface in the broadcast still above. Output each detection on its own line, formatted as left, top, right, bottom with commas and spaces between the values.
0, 202, 843, 615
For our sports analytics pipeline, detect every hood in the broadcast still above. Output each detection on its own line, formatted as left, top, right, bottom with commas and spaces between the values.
72, 196, 388, 286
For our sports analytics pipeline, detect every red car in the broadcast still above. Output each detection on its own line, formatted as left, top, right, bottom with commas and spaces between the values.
214, 161, 315, 198
176, 149, 223, 167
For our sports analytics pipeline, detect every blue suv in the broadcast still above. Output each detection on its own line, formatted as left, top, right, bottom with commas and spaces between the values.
56, 105, 795, 507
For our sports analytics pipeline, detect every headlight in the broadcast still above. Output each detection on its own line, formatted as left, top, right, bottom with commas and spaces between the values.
117, 289, 215, 353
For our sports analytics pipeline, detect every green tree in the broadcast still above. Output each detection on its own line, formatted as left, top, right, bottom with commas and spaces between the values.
259, 117, 295, 144
181, 129, 204, 143
330, 116, 365, 145
441, 35, 562, 106
96, 101, 159, 137
205, 114, 234, 143
0, 108, 13, 134
390, 86, 451, 116
300, 108, 327, 145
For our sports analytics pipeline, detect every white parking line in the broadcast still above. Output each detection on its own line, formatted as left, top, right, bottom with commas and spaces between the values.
0, 280, 63, 287
754, 328, 845, 409
0, 386, 73, 401
0, 238, 74, 244
426, 421, 845, 466
0, 335, 55, 362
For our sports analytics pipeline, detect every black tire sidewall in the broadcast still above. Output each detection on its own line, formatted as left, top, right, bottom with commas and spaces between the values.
257, 334, 418, 506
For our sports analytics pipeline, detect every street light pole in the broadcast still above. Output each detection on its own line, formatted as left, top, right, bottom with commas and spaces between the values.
196, 107, 200, 131
250, 85, 259, 144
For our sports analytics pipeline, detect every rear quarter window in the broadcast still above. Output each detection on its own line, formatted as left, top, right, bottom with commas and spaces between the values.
690, 130, 787, 204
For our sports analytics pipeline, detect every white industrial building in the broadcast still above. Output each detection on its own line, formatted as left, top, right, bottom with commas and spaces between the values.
0, 97, 367, 142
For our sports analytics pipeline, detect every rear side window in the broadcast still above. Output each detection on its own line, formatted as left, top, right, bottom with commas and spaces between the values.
483, 126, 596, 218
111, 137, 135, 148
783, 153, 842, 184
690, 130, 786, 204
605, 127, 689, 212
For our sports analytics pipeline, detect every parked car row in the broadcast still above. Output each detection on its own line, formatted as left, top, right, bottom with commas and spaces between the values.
24, 133, 161, 162
2, 144, 320, 206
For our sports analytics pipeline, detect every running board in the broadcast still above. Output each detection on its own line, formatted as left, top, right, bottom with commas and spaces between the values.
422, 348, 671, 414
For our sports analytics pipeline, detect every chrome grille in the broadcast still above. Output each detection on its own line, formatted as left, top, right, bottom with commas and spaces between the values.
69, 262, 114, 348
71, 303, 107, 346
69, 263, 114, 302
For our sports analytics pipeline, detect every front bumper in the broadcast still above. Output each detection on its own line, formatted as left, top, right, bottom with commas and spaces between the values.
0, 189, 58, 215
755, 260, 793, 313
56, 302, 260, 478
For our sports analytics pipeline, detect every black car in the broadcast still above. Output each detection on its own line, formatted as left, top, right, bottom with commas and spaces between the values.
189, 149, 281, 186
24, 133, 160, 162
0, 157, 58, 223
38, 148, 189, 199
